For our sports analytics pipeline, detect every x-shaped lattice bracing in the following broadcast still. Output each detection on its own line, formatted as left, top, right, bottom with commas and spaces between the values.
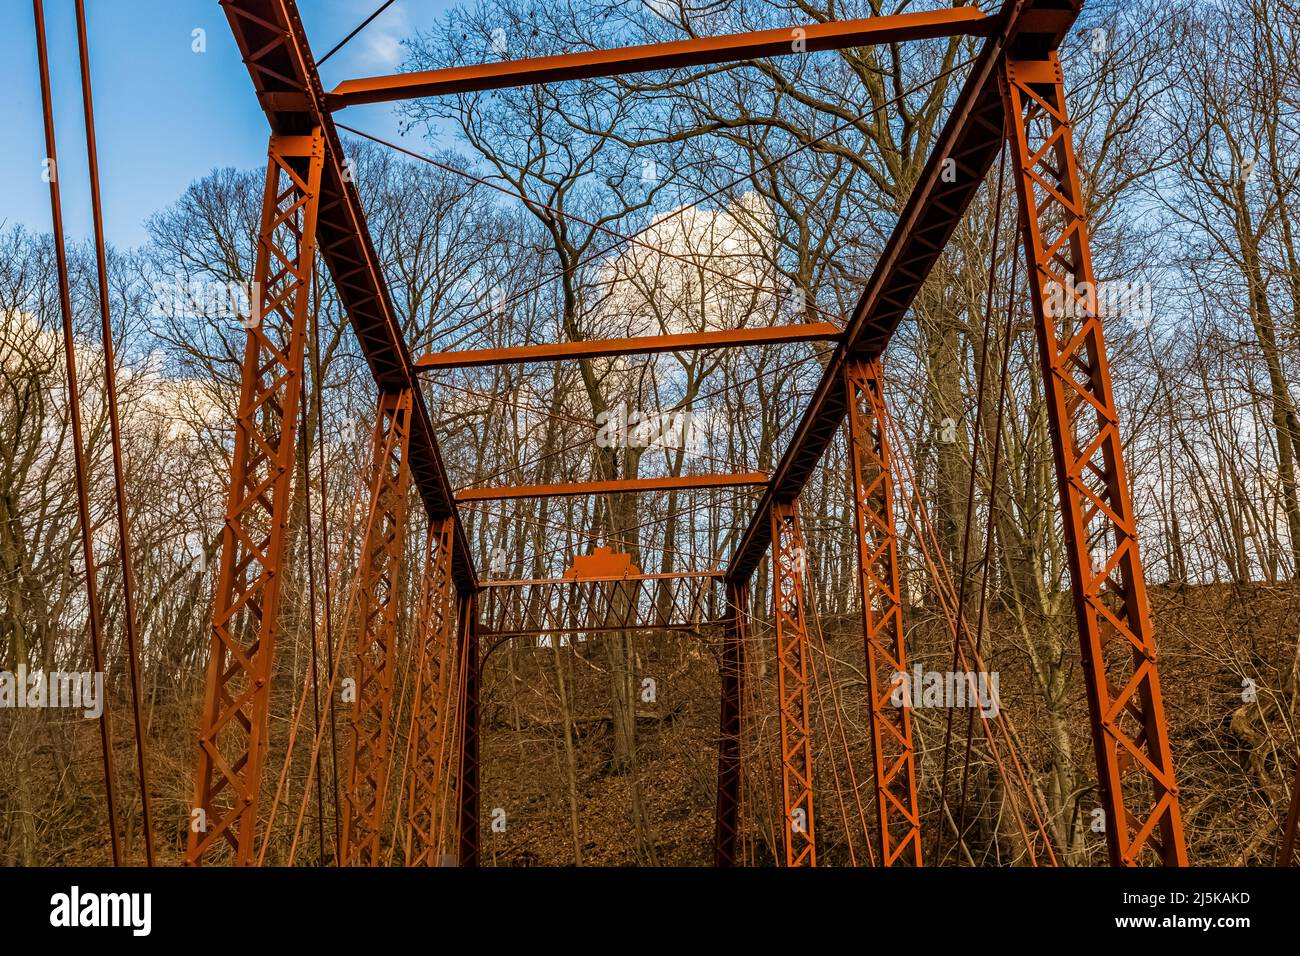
342, 389, 415, 866
1002, 54, 1185, 866
845, 358, 922, 866
770, 501, 816, 867
406, 518, 462, 865
188, 132, 324, 865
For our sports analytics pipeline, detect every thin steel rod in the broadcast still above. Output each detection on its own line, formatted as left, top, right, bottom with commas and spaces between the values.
298, 357, 327, 865
933, 141, 1007, 865
955, 179, 1020, 855
33, 0, 121, 866
309, 283, 343, 862
73, 0, 156, 867
317, 0, 397, 66
1280, 760, 1300, 864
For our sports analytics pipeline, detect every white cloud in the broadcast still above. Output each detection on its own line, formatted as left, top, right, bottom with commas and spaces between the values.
353, 5, 412, 72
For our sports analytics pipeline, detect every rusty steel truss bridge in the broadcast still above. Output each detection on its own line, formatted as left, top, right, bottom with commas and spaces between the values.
30, 0, 1300, 868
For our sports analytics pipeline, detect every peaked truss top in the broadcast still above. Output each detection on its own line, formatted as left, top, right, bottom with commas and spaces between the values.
222, 0, 1084, 595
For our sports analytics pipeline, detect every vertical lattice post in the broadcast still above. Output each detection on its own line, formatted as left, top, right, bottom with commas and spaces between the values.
770, 500, 815, 866
341, 388, 414, 865
1002, 53, 1186, 866
406, 516, 458, 866
714, 581, 747, 866
845, 358, 922, 865
457, 594, 481, 867
188, 130, 324, 865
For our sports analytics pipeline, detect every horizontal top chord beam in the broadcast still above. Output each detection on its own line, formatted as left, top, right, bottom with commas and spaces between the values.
457, 472, 768, 502
327, 9, 994, 109
416, 323, 840, 370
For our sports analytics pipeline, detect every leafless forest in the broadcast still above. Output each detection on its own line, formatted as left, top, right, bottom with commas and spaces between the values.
2, 0, 1299, 866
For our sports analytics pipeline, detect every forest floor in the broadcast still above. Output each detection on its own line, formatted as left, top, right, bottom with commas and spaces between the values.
2, 580, 1297, 866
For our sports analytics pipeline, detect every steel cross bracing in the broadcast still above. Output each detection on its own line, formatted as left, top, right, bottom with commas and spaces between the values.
341, 389, 415, 866
846, 359, 921, 866
457, 472, 768, 502
186, 0, 481, 867
714, 583, 747, 866
193, 0, 1193, 867
221, 0, 477, 593
771, 502, 817, 866
1000, 53, 1186, 866
720, 0, 1188, 867
188, 130, 324, 865
415, 323, 841, 368
406, 518, 460, 867
457, 595, 481, 867
726, 0, 1056, 581
327, 8, 994, 107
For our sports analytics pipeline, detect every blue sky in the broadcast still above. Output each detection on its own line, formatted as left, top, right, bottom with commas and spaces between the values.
2, 0, 457, 249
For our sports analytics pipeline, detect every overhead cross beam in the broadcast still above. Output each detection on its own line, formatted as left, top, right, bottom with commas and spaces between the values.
416, 323, 840, 369
327, 8, 994, 109
456, 472, 768, 501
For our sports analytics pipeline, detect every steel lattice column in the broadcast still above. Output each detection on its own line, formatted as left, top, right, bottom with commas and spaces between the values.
187, 130, 324, 865
845, 358, 922, 866
406, 517, 459, 866
770, 500, 816, 866
457, 594, 481, 867
342, 388, 415, 866
1002, 54, 1186, 866
714, 581, 747, 866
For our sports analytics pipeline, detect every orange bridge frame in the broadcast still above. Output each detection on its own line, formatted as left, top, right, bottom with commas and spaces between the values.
187, 0, 1190, 869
